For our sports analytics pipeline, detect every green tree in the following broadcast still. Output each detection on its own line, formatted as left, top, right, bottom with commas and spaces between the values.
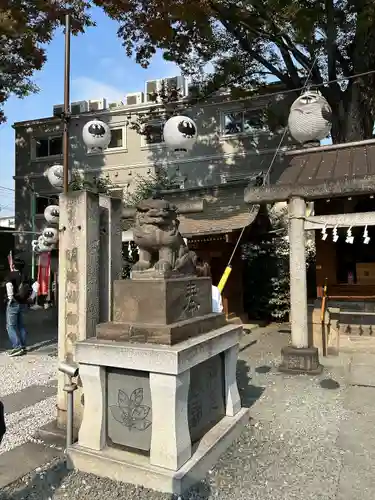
97, 0, 375, 143
0, 1, 92, 122
242, 202, 316, 321
123, 166, 177, 207
69, 170, 115, 194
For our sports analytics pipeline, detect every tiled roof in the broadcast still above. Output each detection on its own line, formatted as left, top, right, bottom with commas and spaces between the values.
245, 139, 375, 203
278, 141, 375, 186
122, 184, 258, 237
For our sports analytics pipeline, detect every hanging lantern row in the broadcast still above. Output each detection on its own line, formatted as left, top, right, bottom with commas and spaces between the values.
321, 225, 370, 244
288, 90, 332, 145
32, 164, 64, 254
31, 204, 60, 254
81, 115, 198, 156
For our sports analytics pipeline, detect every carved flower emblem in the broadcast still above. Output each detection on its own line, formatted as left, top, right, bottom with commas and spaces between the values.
110, 388, 151, 431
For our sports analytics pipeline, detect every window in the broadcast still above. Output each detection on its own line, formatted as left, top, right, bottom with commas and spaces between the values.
222, 109, 267, 136
142, 122, 164, 146
34, 136, 63, 158
36, 196, 58, 215
108, 128, 124, 149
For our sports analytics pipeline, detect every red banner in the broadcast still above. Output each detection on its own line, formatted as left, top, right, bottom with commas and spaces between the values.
37, 252, 51, 296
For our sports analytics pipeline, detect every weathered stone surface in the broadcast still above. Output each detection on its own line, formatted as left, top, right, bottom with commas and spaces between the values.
105, 355, 226, 453
107, 368, 152, 452
188, 354, 226, 444
131, 197, 197, 278
57, 190, 100, 429
113, 277, 212, 325
279, 345, 322, 374
96, 313, 226, 345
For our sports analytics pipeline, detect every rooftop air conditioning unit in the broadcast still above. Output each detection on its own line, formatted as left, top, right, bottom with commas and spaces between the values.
187, 82, 203, 99
70, 100, 88, 115
53, 104, 64, 117
161, 75, 186, 97
126, 92, 144, 106
108, 100, 123, 110
88, 98, 107, 111
145, 80, 161, 103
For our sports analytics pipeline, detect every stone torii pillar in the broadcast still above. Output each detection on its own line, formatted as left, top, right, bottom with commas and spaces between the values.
279, 196, 322, 374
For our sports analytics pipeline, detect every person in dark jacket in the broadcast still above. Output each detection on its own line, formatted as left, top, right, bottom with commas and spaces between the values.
0, 401, 5, 444
5, 258, 39, 357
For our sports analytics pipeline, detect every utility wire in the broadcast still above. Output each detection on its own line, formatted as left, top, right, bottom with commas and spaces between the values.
225, 54, 321, 269
184, 68, 375, 111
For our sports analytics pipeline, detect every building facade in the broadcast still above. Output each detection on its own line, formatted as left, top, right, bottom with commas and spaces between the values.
13, 77, 293, 318
0, 216, 15, 228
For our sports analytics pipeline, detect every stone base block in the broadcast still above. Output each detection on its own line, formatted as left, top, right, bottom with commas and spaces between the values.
113, 277, 212, 325
96, 313, 226, 345
279, 346, 323, 374
68, 408, 249, 495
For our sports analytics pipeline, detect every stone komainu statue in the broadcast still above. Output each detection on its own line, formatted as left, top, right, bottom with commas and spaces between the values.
132, 198, 197, 277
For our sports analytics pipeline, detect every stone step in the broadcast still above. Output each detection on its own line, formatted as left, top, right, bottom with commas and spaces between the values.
340, 335, 375, 353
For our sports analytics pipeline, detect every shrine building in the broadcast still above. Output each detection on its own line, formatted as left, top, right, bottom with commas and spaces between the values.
244, 137, 375, 369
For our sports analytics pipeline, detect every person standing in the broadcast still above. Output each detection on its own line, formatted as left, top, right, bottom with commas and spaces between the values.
5, 257, 39, 357
0, 401, 5, 444
195, 259, 223, 313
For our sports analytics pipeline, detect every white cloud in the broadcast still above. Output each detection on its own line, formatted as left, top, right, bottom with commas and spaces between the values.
71, 77, 124, 102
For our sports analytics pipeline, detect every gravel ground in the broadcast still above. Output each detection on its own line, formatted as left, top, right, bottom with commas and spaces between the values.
0, 353, 56, 398
0, 352, 57, 454
0, 330, 353, 500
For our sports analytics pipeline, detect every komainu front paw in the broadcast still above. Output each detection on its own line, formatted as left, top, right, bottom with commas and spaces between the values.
132, 260, 152, 271
154, 260, 173, 272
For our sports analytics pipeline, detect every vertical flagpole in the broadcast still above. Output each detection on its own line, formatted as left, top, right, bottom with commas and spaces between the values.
63, 13, 71, 194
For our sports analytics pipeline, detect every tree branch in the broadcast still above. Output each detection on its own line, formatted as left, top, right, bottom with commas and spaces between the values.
278, 46, 302, 87
325, 0, 337, 83
209, 3, 294, 86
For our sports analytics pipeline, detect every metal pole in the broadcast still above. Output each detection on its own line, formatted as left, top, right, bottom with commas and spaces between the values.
63, 13, 71, 195
64, 379, 77, 449
30, 183, 36, 280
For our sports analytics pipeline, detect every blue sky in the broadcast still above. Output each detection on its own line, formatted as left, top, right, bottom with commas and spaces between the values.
0, 6, 179, 217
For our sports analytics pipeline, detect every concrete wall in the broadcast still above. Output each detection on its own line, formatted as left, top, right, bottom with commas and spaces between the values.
13, 92, 296, 257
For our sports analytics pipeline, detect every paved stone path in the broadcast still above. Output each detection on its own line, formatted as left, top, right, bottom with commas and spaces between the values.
1, 324, 375, 499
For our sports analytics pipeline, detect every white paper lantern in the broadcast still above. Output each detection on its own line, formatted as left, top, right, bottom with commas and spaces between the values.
44, 204, 60, 224
44, 164, 71, 190
288, 90, 332, 144
31, 240, 40, 252
163, 115, 197, 154
38, 235, 53, 252
42, 227, 59, 244
82, 119, 111, 152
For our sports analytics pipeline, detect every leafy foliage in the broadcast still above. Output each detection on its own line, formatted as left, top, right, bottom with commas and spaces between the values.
4, 1, 375, 141
96, 0, 375, 142
242, 203, 316, 321
123, 166, 178, 207
69, 170, 114, 194
0, 1, 93, 122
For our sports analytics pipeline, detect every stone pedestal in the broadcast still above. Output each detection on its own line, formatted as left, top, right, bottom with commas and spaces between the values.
97, 277, 227, 345
68, 324, 248, 494
279, 346, 322, 374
